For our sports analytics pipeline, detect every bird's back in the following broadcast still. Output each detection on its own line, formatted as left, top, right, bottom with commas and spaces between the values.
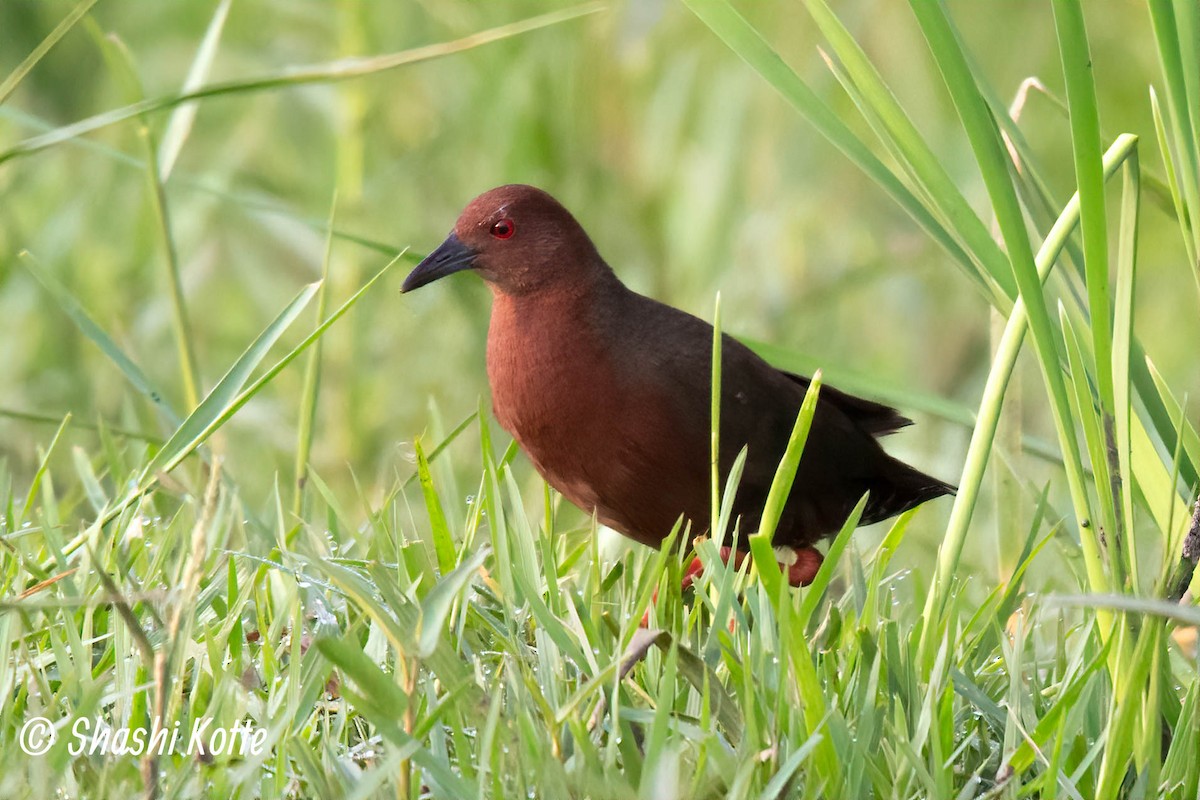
585, 289, 950, 551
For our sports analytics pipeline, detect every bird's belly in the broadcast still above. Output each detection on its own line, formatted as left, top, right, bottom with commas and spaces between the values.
487, 344, 701, 546
491, 364, 618, 506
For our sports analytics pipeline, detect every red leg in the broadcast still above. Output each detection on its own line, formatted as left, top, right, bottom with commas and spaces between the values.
640, 591, 655, 627
680, 555, 706, 590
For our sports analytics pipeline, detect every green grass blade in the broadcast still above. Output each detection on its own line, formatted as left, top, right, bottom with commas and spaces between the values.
0, 4, 604, 166
922, 134, 1139, 666
137, 281, 320, 483
18, 415, 71, 529
415, 437, 457, 576
293, 194, 337, 517
158, 253, 402, 477
1176, 2, 1200, 180
1143, 359, 1200, 488
680, 0, 988, 301
1060, 308, 1120, 586
757, 371, 821, 546
315, 635, 476, 798
0, 0, 99, 106
157, 0, 232, 180
1112, 151, 1141, 592
1150, 87, 1199, 275
747, 372, 820, 607
802, 0, 1014, 300
910, 0, 1102, 606
1148, 0, 1200, 258
1053, 0, 1114, 414
417, 546, 489, 659
95, 253, 400, 528
19, 251, 179, 426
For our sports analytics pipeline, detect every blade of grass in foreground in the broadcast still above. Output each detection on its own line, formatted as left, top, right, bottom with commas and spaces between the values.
910, 2, 1105, 649
1053, 0, 1114, 414
415, 437, 457, 576
923, 134, 1138, 648
417, 546, 490, 658
151, 253, 402, 478
1061, 308, 1122, 587
136, 281, 321, 484
0, 3, 604, 166
743, 371, 847, 791
1112, 149, 1141, 593
748, 370, 821, 601
315, 635, 476, 798
17, 415, 71, 530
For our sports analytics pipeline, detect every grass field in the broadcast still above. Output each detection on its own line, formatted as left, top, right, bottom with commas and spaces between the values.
1, 1, 1199, 797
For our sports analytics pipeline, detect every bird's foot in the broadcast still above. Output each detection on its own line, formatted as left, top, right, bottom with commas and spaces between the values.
777, 545, 823, 587
680, 542, 823, 589
639, 543, 824, 628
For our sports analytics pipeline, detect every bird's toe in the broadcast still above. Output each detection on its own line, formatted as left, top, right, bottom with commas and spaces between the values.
784, 546, 823, 586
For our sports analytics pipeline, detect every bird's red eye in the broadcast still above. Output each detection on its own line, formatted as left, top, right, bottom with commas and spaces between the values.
491, 218, 515, 239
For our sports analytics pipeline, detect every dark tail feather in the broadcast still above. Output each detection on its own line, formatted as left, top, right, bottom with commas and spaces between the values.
861, 458, 955, 527
783, 371, 914, 437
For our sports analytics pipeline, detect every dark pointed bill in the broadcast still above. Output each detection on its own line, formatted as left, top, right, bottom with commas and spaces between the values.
401, 232, 479, 292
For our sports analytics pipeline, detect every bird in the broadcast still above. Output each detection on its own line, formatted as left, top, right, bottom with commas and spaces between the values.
401, 184, 954, 587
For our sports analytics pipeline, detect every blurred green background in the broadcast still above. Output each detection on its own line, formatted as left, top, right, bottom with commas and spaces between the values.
1, 0, 1195, 582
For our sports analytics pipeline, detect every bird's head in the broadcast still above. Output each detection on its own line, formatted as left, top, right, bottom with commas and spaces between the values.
401, 184, 606, 297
